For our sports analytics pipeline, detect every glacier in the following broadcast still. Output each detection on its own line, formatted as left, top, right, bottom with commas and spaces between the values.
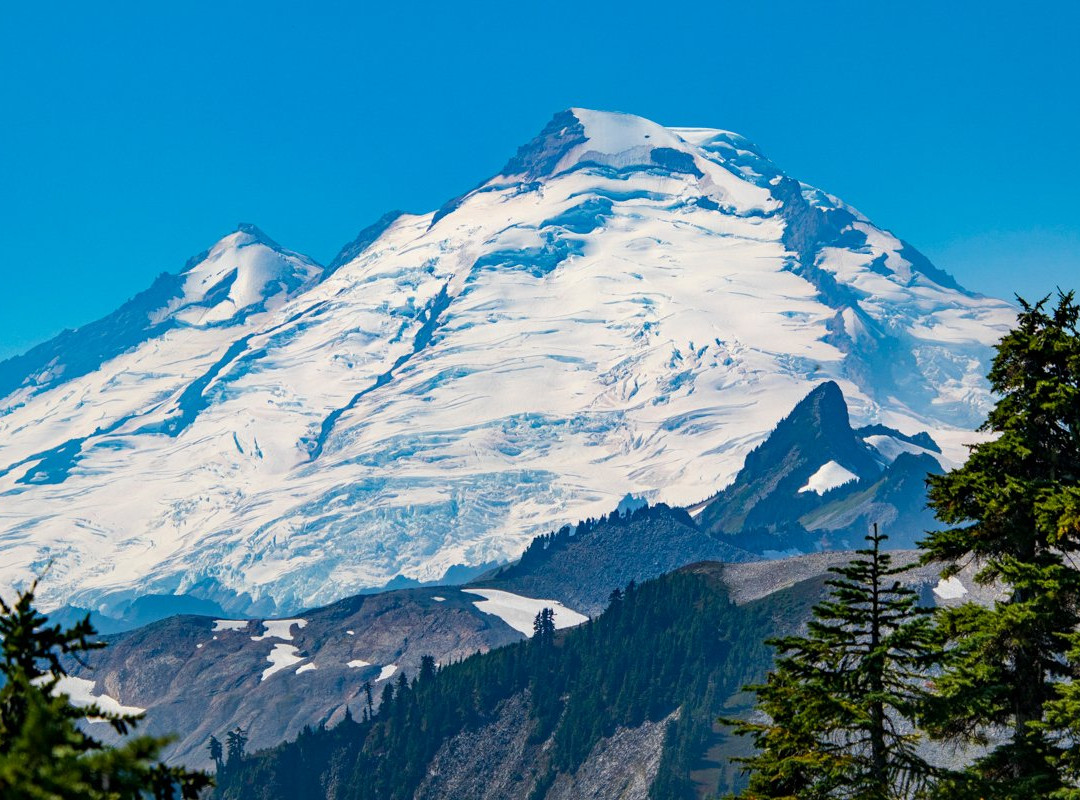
0, 108, 1015, 616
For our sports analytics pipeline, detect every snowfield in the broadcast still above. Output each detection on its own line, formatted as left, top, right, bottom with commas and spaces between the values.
462, 588, 589, 635
0, 108, 1016, 618
862, 434, 954, 469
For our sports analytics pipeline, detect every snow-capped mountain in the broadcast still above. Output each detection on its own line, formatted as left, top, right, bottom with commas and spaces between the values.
0, 108, 1015, 617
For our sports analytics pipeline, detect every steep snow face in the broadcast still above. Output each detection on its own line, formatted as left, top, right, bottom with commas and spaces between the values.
0, 109, 1015, 616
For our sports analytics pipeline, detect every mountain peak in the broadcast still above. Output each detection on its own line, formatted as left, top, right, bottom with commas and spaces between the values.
795, 380, 848, 427
762, 381, 851, 446
500, 108, 703, 180
233, 222, 281, 249
731, 381, 881, 495
178, 226, 321, 320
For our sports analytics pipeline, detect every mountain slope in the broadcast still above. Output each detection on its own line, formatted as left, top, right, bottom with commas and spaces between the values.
0, 108, 1014, 617
67, 585, 530, 765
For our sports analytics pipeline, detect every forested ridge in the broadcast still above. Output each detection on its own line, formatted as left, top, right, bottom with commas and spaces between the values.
210, 565, 817, 800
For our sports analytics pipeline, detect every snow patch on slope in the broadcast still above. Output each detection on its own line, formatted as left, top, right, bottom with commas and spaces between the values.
462, 588, 588, 635
51, 675, 145, 717
262, 643, 304, 680
251, 619, 307, 642
798, 461, 859, 495
863, 435, 950, 468
375, 664, 398, 682
933, 576, 968, 600
212, 619, 249, 632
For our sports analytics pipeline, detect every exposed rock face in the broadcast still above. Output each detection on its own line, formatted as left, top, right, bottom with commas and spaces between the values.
545, 712, 675, 800
415, 693, 540, 800
416, 692, 676, 800
697, 381, 948, 553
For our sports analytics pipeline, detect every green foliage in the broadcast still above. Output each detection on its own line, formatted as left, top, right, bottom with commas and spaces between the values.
920, 290, 1080, 798
0, 578, 212, 800
727, 529, 939, 799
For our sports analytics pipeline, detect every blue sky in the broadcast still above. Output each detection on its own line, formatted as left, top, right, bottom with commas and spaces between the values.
2, 1, 1077, 359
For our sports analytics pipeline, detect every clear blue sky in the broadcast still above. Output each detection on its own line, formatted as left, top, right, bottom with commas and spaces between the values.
2, 1, 1078, 359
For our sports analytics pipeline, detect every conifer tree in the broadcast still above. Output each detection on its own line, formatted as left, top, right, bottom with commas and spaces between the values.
379, 681, 394, 715
532, 607, 556, 648
0, 578, 211, 799
208, 734, 224, 773
1042, 636, 1080, 799
418, 654, 436, 684
225, 727, 247, 767
728, 528, 939, 799
920, 290, 1080, 798
363, 679, 374, 720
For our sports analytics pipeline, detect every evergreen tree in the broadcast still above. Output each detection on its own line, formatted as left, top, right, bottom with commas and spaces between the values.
379, 681, 394, 715
1042, 636, 1080, 799
920, 290, 1080, 798
363, 680, 374, 720
0, 578, 211, 799
418, 655, 436, 684
213, 568, 783, 800
225, 727, 248, 767
728, 528, 939, 799
532, 607, 556, 648
208, 734, 224, 773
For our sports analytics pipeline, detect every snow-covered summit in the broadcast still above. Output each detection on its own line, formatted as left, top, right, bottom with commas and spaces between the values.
511, 108, 702, 176
0, 225, 321, 412
0, 108, 1016, 618
169, 224, 322, 325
